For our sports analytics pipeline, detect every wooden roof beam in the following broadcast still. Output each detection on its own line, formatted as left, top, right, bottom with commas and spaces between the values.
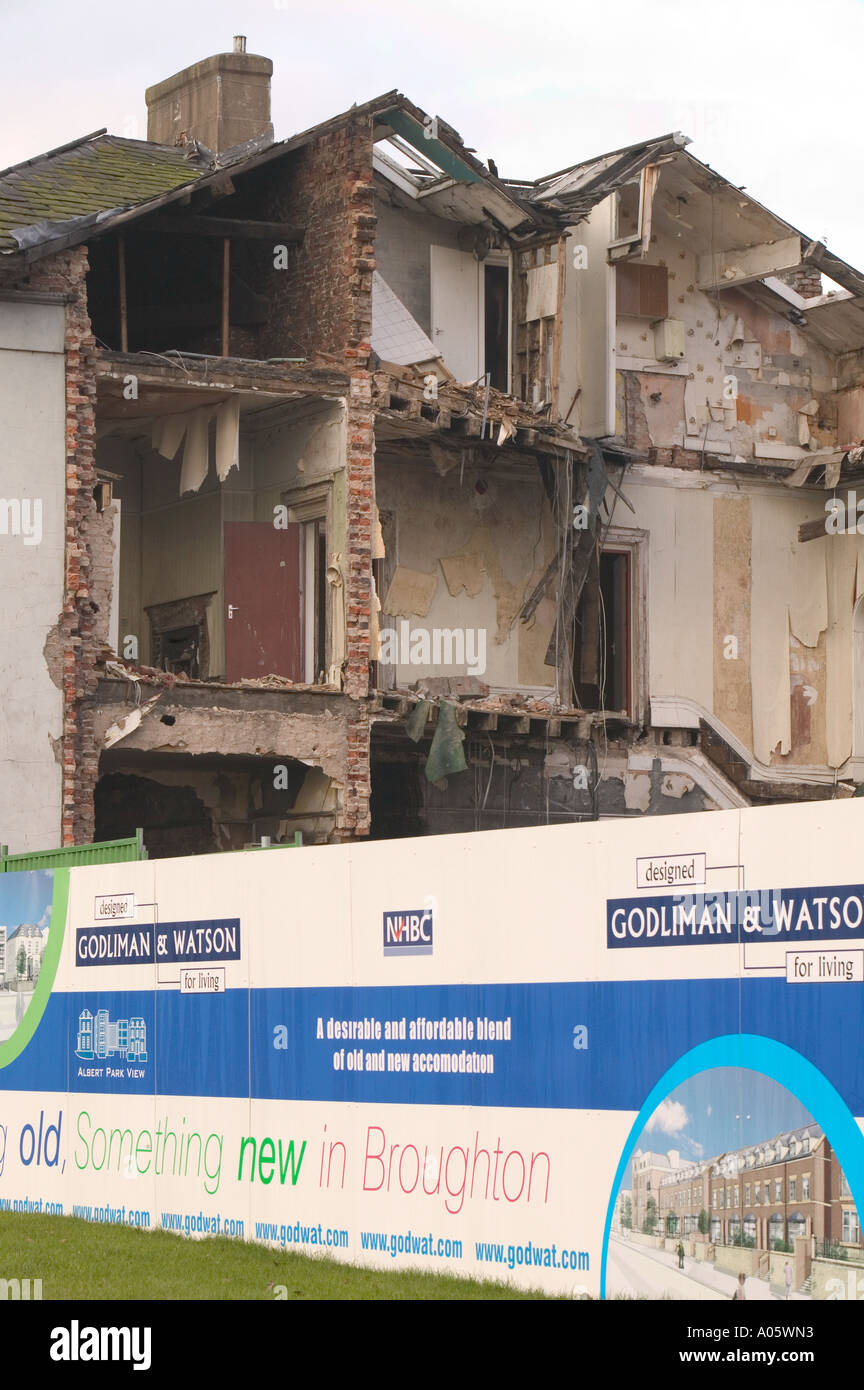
142, 214, 304, 242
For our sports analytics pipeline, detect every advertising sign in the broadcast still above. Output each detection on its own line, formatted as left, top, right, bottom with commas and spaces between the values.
1, 800, 864, 1299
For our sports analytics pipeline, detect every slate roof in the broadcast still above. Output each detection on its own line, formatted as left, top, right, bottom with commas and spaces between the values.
0, 133, 208, 254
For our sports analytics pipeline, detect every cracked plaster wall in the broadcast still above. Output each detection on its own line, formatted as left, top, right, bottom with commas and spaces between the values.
0, 301, 65, 850
612, 216, 837, 460
625, 474, 864, 771
375, 458, 559, 689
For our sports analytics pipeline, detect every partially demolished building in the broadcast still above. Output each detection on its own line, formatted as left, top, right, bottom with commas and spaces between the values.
3, 38, 864, 856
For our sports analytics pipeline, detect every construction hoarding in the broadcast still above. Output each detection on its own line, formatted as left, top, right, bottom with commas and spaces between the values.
1, 800, 864, 1298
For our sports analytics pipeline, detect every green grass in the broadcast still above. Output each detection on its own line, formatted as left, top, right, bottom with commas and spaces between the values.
0, 1213, 559, 1300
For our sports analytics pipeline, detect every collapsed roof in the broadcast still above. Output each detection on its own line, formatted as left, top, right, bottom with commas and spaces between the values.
517, 133, 864, 351
0, 91, 545, 264
4, 93, 864, 352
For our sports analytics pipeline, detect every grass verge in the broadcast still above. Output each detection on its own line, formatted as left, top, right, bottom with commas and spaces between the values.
0, 1213, 559, 1300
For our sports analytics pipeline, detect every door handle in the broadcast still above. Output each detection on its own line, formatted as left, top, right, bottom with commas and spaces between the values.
228, 604, 239, 619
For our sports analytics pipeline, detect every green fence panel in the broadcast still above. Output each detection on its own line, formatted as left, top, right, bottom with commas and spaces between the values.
0, 828, 303, 871
0, 828, 147, 872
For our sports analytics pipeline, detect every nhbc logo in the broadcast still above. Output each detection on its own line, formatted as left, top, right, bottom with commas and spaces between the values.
383, 908, 433, 957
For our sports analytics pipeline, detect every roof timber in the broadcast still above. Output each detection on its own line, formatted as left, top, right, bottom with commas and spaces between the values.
141, 214, 304, 242
95, 350, 349, 403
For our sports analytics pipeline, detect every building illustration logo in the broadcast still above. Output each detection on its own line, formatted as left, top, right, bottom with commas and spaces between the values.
75, 1008, 147, 1062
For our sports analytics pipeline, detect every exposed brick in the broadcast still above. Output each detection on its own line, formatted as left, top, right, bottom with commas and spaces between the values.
0, 113, 389, 848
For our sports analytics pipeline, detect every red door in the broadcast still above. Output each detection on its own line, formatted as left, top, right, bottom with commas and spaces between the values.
223, 522, 303, 682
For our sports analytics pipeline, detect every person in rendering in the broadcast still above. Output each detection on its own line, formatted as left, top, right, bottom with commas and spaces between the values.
732, 1272, 746, 1301
677, 1240, 684, 1269
784, 1262, 792, 1299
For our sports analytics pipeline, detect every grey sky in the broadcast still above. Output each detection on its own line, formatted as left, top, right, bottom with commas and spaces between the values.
2, 0, 863, 267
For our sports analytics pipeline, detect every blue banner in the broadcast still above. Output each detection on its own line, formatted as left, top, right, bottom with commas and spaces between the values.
5, 977, 864, 1116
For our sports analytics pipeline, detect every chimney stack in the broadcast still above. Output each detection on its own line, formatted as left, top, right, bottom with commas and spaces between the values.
145, 40, 273, 153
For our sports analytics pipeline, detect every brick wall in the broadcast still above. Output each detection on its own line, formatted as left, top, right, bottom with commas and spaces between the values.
346, 373, 374, 703
343, 123, 376, 834
234, 117, 378, 835
336, 704, 371, 839
777, 265, 824, 300
253, 113, 378, 832
232, 116, 376, 364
